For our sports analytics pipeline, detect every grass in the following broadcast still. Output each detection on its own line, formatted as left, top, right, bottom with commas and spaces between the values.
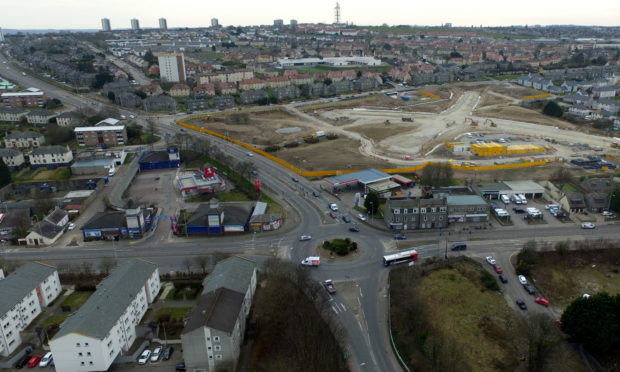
43, 314, 69, 326
14, 167, 72, 182
492, 74, 520, 80
60, 291, 93, 309
155, 307, 192, 321
123, 153, 134, 165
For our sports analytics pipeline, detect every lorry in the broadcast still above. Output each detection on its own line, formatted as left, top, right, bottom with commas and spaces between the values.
301, 256, 320, 267
323, 279, 336, 294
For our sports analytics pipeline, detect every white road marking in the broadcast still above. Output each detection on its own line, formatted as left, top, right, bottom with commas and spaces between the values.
331, 305, 339, 314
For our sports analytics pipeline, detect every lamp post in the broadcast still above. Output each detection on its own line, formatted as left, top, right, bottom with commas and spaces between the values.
370, 202, 374, 223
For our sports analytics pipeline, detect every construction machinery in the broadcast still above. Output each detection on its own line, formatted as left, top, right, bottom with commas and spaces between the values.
484, 119, 496, 127
465, 117, 479, 127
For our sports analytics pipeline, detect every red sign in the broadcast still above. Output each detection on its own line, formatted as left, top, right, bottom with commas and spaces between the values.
203, 167, 215, 178
255, 179, 261, 191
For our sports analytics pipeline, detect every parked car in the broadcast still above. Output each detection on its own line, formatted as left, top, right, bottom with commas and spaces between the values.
357, 214, 367, 221
394, 233, 407, 240
175, 362, 186, 372
492, 264, 503, 274
342, 215, 351, 223
535, 297, 550, 307
38, 352, 53, 367
512, 207, 526, 214
329, 212, 337, 219
518, 275, 528, 285
498, 274, 508, 283
300, 235, 312, 241
67, 223, 76, 231
349, 226, 360, 232
162, 346, 174, 361
26, 355, 42, 368
15, 354, 30, 369
137, 349, 152, 365
485, 256, 496, 265
245, 152, 253, 157
581, 222, 596, 229
150, 346, 162, 362
602, 211, 615, 217
523, 283, 536, 295
291, 177, 299, 183
516, 299, 527, 310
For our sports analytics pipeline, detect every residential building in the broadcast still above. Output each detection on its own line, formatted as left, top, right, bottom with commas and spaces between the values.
193, 83, 216, 97
1, 91, 46, 108
0, 262, 62, 357
101, 18, 111, 32
169, 83, 191, 97
26, 109, 56, 125
50, 259, 160, 372
446, 195, 489, 223
23, 220, 64, 246
74, 125, 128, 146
28, 145, 73, 169
273, 19, 284, 27
211, 18, 219, 27
158, 18, 167, 31
56, 111, 82, 127
0, 107, 27, 122
182, 257, 256, 372
157, 53, 186, 83
0, 27, 4, 43
81, 208, 153, 241
383, 198, 448, 230
0, 148, 25, 169
4, 130, 44, 149
45, 207, 69, 228
186, 98, 209, 112
131, 18, 140, 30
144, 95, 177, 111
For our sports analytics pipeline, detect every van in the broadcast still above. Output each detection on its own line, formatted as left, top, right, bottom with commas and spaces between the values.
108, 168, 116, 177
511, 194, 522, 204
451, 243, 467, 251
329, 203, 338, 212
500, 194, 510, 204
518, 194, 527, 204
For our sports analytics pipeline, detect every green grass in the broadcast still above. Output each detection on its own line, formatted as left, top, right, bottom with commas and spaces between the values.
123, 153, 134, 165
613, 96, 620, 101
155, 307, 192, 321
14, 167, 72, 182
561, 184, 577, 192
43, 314, 69, 326
492, 74, 520, 80
60, 291, 93, 309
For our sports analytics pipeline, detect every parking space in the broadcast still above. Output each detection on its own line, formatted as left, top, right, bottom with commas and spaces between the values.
108, 344, 183, 372
495, 198, 574, 228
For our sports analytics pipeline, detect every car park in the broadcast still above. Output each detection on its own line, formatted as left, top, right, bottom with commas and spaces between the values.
518, 275, 527, 285
535, 297, 550, 307
394, 233, 407, 240
349, 226, 360, 232
39, 352, 53, 367
492, 264, 503, 274
162, 346, 174, 361
523, 283, 536, 295
516, 299, 527, 310
175, 362, 186, 372
342, 215, 351, 223
498, 274, 508, 283
485, 256, 496, 265
300, 235, 312, 241
513, 207, 526, 214
151, 346, 162, 362
137, 349, 151, 365
581, 222, 596, 229
25, 355, 42, 368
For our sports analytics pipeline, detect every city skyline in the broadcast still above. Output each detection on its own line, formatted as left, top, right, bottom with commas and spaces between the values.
1, 0, 620, 30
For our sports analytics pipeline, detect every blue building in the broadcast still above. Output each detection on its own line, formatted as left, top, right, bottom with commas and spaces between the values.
81, 207, 152, 241
139, 146, 180, 170
185, 199, 253, 236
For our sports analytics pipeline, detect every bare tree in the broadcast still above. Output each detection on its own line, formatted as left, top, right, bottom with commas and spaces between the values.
182, 257, 193, 275
196, 255, 209, 275
521, 313, 562, 372
98, 257, 116, 275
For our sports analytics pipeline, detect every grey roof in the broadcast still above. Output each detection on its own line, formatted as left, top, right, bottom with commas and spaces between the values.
446, 195, 487, 206
81, 212, 126, 230
31, 146, 70, 156
46, 208, 68, 225
0, 148, 22, 157
0, 208, 31, 230
30, 220, 64, 239
0, 107, 27, 114
0, 262, 57, 315
5, 130, 44, 140
474, 182, 510, 192
27, 109, 56, 117
324, 168, 390, 186
54, 259, 158, 340
183, 288, 244, 335
202, 256, 256, 295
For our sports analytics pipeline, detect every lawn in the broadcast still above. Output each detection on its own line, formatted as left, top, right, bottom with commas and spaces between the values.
492, 74, 520, 81
43, 314, 69, 326
14, 167, 72, 182
155, 307, 192, 321
60, 291, 93, 310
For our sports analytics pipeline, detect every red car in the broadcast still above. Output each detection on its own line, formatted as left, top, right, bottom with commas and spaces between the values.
492, 264, 503, 274
26, 355, 42, 368
329, 212, 337, 219
535, 297, 550, 307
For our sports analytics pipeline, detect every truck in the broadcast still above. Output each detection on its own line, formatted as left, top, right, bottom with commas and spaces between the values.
316, 130, 326, 137
323, 279, 336, 294
329, 203, 338, 212
301, 256, 320, 267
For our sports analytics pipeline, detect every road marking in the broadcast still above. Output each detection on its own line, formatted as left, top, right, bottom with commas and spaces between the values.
331, 305, 339, 314
359, 287, 364, 297
340, 302, 347, 312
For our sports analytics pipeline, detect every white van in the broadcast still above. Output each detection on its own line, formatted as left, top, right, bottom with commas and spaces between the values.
518, 194, 527, 204
511, 194, 522, 204
500, 194, 510, 204
108, 168, 116, 177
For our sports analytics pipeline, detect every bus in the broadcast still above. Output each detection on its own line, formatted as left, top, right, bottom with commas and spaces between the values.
383, 249, 419, 266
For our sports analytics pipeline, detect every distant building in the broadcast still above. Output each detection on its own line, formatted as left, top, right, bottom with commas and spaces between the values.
0, 107, 27, 122
0, 148, 25, 169
74, 125, 127, 146
157, 53, 186, 83
211, 18, 219, 27
139, 147, 180, 170
1, 90, 46, 108
4, 130, 44, 149
273, 19, 284, 27
56, 111, 82, 127
290, 19, 298, 26
101, 18, 111, 32
383, 198, 448, 230
131, 18, 140, 30
28, 145, 73, 169
159, 18, 167, 30
26, 109, 56, 125
0, 27, 4, 43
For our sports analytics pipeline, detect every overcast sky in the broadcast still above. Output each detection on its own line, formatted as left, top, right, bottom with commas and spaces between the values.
1, 0, 620, 29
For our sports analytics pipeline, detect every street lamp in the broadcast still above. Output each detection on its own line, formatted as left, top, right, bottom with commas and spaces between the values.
370, 202, 374, 223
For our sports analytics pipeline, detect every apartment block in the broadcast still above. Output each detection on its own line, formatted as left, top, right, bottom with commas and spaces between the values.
1, 91, 45, 108
384, 198, 448, 230
157, 53, 186, 83
50, 259, 160, 372
0, 262, 62, 357
74, 126, 127, 146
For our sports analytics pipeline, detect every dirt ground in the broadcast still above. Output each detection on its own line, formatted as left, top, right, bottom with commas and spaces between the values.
488, 84, 548, 100
347, 122, 419, 142
475, 105, 577, 129
477, 91, 513, 108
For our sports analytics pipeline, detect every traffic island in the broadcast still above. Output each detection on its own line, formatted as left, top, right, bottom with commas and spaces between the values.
319, 238, 361, 262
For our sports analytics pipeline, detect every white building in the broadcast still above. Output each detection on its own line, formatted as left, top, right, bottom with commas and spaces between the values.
4, 130, 44, 149
157, 53, 186, 83
210, 18, 219, 27
101, 18, 111, 32
277, 56, 382, 68
50, 259, 160, 372
28, 145, 73, 169
0, 27, 4, 43
0, 148, 25, 168
0, 262, 62, 357
130, 18, 140, 30
158, 18, 167, 30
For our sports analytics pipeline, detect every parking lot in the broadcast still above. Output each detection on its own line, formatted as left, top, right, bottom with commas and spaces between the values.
108, 344, 183, 372
497, 198, 573, 228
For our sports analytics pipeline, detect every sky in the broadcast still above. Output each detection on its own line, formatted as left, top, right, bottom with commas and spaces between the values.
1, 0, 620, 29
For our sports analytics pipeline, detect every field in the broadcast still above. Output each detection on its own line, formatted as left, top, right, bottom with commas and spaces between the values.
390, 258, 584, 372
475, 105, 576, 128
13, 167, 72, 182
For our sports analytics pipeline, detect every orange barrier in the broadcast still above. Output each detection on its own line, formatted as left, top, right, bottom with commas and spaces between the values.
523, 93, 551, 100
419, 90, 440, 99
177, 121, 552, 177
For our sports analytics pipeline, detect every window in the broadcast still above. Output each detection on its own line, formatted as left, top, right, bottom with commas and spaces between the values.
208, 346, 212, 350
89, 362, 93, 365
393, 208, 400, 214
214, 345, 221, 351
79, 352, 83, 357
215, 355, 223, 360
209, 355, 213, 360
213, 336, 220, 342
81, 362, 85, 366
76, 343, 81, 347
87, 352, 91, 356
85, 343, 89, 346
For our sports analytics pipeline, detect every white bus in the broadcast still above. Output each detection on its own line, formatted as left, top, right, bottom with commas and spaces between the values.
383, 249, 419, 267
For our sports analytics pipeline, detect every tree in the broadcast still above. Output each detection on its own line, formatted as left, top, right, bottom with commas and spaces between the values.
610, 187, 620, 213
196, 256, 209, 274
45, 124, 73, 145
521, 314, 562, 372
561, 293, 620, 353
549, 167, 574, 188
98, 258, 116, 274
323, 78, 333, 86
134, 90, 147, 99
542, 101, 563, 118
107, 91, 115, 102
0, 161, 11, 188
92, 72, 114, 89
182, 257, 193, 274
364, 191, 379, 215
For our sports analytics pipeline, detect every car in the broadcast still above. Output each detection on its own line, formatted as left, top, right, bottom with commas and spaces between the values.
150, 346, 162, 362
300, 235, 312, 241
162, 346, 174, 361
535, 297, 550, 307
523, 283, 536, 295
15, 354, 31, 369
245, 152, 253, 157
581, 222, 596, 229
129, 114, 136, 119
329, 212, 337, 219
485, 256, 496, 265
39, 352, 53, 367
292, 177, 299, 183
342, 215, 351, 223
602, 211, 615, 217
349, 226, 360, 232
312, 191, 321, 197
26, 355, 42, 368
518, 275, 527, 285
545, 203, 559, 210
67, 223, 76, 231
137, 349, 152, 365
450, 243, 467, 251
498, 274, 508, 283
175, 362, 186, 372
394, 233, 407, 240
492, 264, 503, 274
516, 299, 528, 310
323, 279, 336, 294
357, 214, 367, 221
513, 207, 526, 214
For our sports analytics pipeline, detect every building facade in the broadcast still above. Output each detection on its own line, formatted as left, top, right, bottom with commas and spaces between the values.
157, 53, 186, 83
0, 148, 25, 169
384, 198, 448, 230
101, 18, 111, 32
50, 259, 160, 372
158, 18, 167, 30
74, 126, 127, 146
446, 195, 489, 223
1, 92, 45, 108
28, 146, 74, 169
0, 107, 27, 122
4, 130, 44, 149
130, 18, 140, 30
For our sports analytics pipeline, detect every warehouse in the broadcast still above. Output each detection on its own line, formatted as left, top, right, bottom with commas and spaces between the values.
473, 180, 544, 200
324, 168, 391, 192
470, 142, 547, 157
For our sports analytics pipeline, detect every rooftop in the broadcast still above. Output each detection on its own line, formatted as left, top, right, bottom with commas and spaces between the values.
183, 287, 244, 335
324, 168, 390, 186
74, 125, 125, 132
202, 256, 256, 295
0, 262, 57, 315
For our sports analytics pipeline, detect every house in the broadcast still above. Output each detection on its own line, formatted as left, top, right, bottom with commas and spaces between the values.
186, 98, 210, 112
580, 178, 614, 212
137, 83, 163, 96
80, 207, 152, 241
595, 98, 620, 113
193, 83, 216, 97
56, 111, 82, 127
26, 109, 57, 125
169, 83, 191, 97
74, 125, 128, 146
585, 193, 609, 213
23, 220, 64, 246
185, 199, 254, 235
114, 92, 142, 108
565, 191, 586, 213
240, 89, 268, 104
0, 148, 25, 168
218, 82, 238, 95
45, 207, 69, 227
383, 198, 448, 230
212, 96, 235, 109
28, 146, 73, 169
144, 95, 177, 111
0, 262, 62, 357
50, 259, 160, 372
0, 107, 27, 122
4, 130, 45, 149
568, 104, 591, 118
182, 257, 256, 372
239, 78, 266, 91
446, 195, 489, 223
0, 208, 31, 238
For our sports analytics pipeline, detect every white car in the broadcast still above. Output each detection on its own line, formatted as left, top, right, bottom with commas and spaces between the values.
137, 349, 151, 365
602, 211, 614, 217
518, 275, 528, 285
300, 235, 312, 241
129, 114, 136, 119
357, 214, 367, 221
67, 223, 76, 231
246, 152, 253, 157
150, 346, 162, 362
485, 256, 496, 265
581, 222, 596, 229
39, 352, 53, 367
545, 204, 559, 210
